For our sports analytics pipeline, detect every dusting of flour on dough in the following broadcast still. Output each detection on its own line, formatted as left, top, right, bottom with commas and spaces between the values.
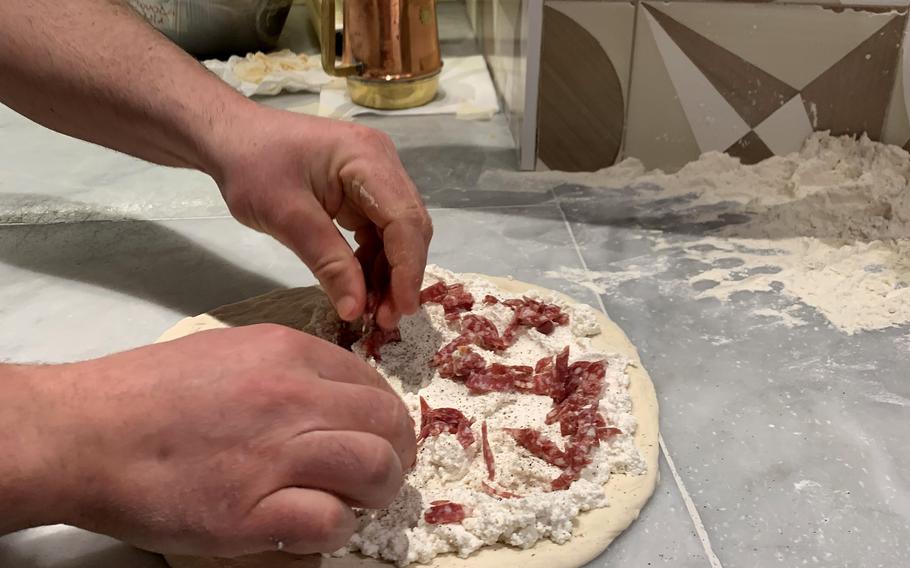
333, 266, 645, 566
551, 133, 910, 335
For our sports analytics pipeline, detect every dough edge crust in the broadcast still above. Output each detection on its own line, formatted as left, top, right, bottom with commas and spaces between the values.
160, 274, 660, 568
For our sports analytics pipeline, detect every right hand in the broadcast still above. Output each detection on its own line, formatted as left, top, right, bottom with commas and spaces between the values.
34, 324, 416, 557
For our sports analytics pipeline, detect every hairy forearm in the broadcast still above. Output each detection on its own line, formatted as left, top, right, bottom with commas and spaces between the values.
0, 364, 69, 533
0, 0, 256, 177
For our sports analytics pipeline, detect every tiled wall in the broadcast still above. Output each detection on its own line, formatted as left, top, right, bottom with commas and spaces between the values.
530, 1, 910, 172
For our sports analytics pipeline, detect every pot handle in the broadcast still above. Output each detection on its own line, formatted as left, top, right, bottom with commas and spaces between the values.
320, 0, 361, 77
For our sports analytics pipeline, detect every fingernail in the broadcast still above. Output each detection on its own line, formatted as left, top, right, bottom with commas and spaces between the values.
337, 296, 357, 320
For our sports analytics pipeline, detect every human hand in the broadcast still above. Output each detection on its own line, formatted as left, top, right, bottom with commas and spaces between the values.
32, 325, 416, 557
210, 105, 433, 330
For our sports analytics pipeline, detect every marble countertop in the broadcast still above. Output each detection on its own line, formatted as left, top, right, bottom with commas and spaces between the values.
1, 3, 908, 568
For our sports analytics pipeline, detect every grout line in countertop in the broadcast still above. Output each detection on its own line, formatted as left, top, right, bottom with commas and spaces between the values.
0, 201, 556, 227
659, 434, 724, 567
551, 187, 723, 568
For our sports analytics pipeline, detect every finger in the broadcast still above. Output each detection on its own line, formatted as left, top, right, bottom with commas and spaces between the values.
300, 379, 417, 468
282, 431, 403, 508
338, 167, 431, 323
267, 192, 366, 322
379, 213, 432, 322
241, 488, 356, 555
285, 331, 397, 397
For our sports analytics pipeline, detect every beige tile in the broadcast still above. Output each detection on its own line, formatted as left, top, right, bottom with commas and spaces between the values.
882, 20, 910, 147
624, 4, 702, 171
537, 1, 636, 170
754, 94, 814, 156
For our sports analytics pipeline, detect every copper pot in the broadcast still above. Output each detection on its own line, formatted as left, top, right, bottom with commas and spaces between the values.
319, 0, 442, 109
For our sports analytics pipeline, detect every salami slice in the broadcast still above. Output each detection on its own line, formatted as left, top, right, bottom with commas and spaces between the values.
361, 327, 401, 361
464, 363, 535, 394
418, 397, 476, 449
481, 421, 495, 481
431, 336, 473, 378
481, 481, 522, 499
505, 428, 568, 468
424, 501, 468, 524
420, 281, 475, 315
461, 314, 510, 351
482, 294, 499, 305
502, 297, 570, 336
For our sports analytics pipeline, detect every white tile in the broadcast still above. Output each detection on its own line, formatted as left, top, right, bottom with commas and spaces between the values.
755, 94, 814, 156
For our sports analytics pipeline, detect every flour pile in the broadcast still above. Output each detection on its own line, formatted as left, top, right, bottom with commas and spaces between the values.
553, 133, 910, 334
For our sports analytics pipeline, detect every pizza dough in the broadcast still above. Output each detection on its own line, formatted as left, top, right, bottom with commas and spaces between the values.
159, 272, 659, 568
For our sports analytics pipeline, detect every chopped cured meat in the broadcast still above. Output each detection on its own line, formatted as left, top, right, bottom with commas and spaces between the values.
451, 346, 487, 379
431, 336, 472, 377
419, 281, 475, 315
464, 363, 535, 394
598, 426, 623, 441
361, 326, 401, 361
481, 481, 522, 499
551, 437, 597, 490
535, 355, 553, 374
505, 428, 568, 468
419, 281, 448, 304
461, 314, 510, 351
546, 359, 607, 434
418, 397, 476, 449
481, 421, 495, 481
502, 297, 570, 336
424, 501, 468, 524
553, 346, 570, 401
358, 280, 402, 361
483, 294, 499, 305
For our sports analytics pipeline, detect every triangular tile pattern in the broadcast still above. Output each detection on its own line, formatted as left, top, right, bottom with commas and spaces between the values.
754, 94, 814, 156
655, 2, 895, 91
801, 15, 906, 140
725, 131, 773, 165
645, 4, 798, 129
645, 9, 750, 153
623, 3, 701, 171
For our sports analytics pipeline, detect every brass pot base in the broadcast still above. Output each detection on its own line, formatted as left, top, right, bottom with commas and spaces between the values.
348, 73, 440, 110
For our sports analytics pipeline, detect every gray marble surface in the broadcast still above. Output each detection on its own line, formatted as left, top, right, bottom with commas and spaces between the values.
3, 3, 908, 568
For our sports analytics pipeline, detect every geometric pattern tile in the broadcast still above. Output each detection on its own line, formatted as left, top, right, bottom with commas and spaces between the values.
881, 38, 910, 147
549, 1, 637, 98
801, 15, 906, 140
623, 2, 909, 172
623, 2, 702, 171
645, 8, 751, 153
655, 2, 899, 90
755, 94, 815, 156
725, 130, 774, 165
646, 4, 798, 128
538, 4, 626, 171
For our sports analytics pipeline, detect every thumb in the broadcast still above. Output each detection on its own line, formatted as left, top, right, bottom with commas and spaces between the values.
268, 193, 366, 321
239, 488, 357, 555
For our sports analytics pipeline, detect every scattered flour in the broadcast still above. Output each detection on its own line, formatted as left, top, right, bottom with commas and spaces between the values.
552, 133, 910, 335
794, 479, 823, 492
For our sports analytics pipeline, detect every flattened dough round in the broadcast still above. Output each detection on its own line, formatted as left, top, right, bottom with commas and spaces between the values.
159, 275, 659, 568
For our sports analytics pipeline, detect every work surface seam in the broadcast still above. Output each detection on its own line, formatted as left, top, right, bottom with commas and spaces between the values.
551, 187, 723, 568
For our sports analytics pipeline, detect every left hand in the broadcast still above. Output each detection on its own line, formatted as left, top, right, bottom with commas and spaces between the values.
209, 105, 433, 330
